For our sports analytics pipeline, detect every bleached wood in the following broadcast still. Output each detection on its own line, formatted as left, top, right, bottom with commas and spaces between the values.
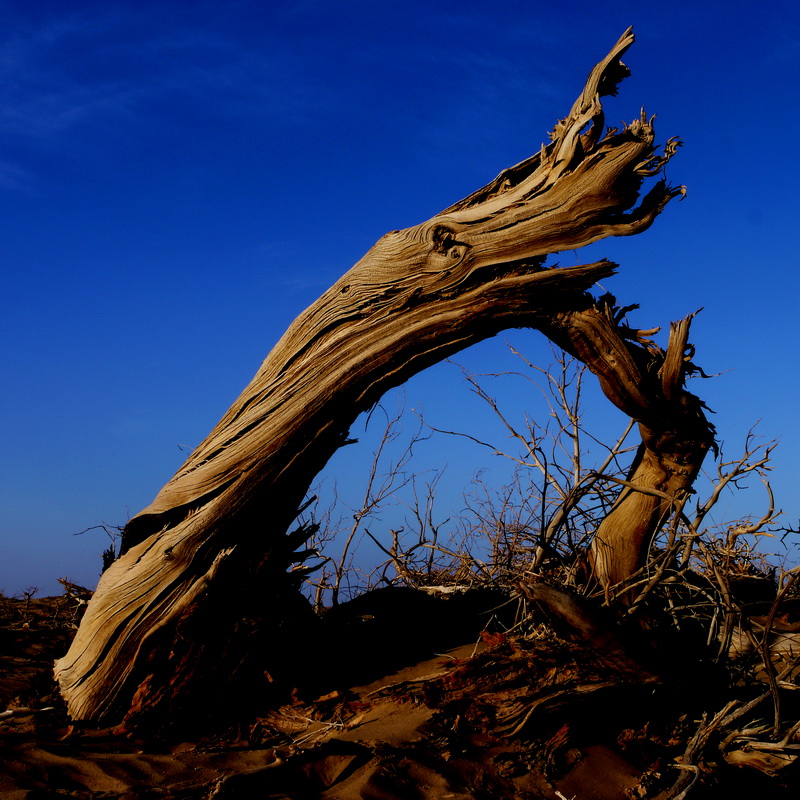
55, 28, 685, 731
540, 302, 715, 589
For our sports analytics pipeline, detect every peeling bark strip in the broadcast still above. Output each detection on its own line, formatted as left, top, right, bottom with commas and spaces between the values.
56, 29, 687, 731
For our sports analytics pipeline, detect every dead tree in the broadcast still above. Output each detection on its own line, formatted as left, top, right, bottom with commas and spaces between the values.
55, 29, 705, 733
539, 298, 716, 590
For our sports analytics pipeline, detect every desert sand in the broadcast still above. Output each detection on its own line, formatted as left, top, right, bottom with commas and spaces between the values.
2, 586, 799, 799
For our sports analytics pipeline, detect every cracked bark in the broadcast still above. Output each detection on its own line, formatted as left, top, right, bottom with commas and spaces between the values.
55, 28, 696, 733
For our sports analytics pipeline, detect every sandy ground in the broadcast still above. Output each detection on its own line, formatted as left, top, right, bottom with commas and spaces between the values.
2, 590, 800, 799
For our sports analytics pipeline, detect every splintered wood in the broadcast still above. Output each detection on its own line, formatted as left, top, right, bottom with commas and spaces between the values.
56, 29, 695, 733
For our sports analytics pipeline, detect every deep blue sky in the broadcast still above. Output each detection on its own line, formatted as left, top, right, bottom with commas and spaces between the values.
2, 0, 799, 595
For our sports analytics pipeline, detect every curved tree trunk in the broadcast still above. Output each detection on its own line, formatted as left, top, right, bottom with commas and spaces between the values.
539, 299, 716, 591
55, 29, 688, 734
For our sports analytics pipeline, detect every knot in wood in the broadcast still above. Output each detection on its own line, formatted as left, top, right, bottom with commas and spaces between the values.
431, 224, 467, 260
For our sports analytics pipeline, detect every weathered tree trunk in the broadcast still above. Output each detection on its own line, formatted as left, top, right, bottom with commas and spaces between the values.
539, 299, 716, 590
55, 29, 687, 733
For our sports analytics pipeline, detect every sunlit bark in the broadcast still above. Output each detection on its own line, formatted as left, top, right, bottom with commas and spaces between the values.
539, 299, 716, 590
55, 28, 689, 733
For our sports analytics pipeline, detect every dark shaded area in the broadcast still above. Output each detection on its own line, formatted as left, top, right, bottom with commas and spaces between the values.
317, 586, 515, 689
0, 595, 77, 711
4, 588, 800, 797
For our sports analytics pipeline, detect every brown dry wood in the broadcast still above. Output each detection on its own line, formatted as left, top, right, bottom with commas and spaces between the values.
538, 299, 716, 590
55, 28, 686, 732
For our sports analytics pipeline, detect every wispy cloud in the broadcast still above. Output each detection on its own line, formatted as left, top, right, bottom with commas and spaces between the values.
0, 4, 326, 143
0, 0, 587, 199
0, 10, 136, 137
